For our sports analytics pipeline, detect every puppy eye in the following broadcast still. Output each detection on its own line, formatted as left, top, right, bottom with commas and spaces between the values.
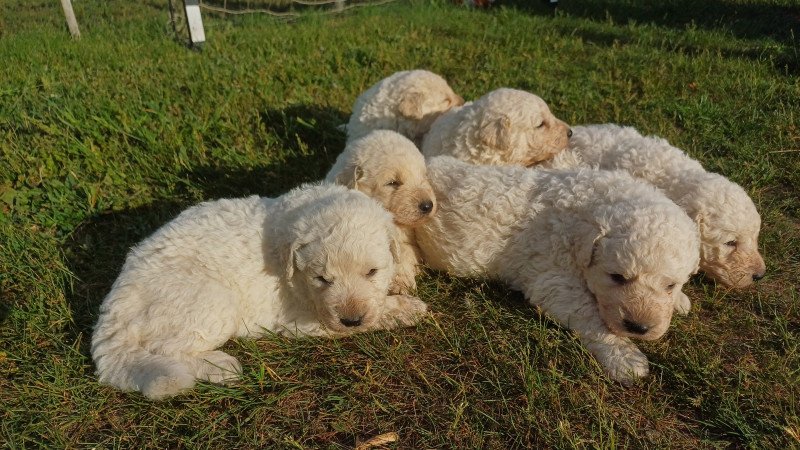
366, 268, 378, 277
725, 240, 738, 248
666, 283, 676, 291
315, 275, 333, 286
386, 180, 403, 188
609, 273, 628, 285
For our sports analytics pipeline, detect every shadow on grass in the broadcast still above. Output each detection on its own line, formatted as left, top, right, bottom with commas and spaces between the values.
505, 0, 800, 43
63, 102, 348, 356
504, 0, 800, 74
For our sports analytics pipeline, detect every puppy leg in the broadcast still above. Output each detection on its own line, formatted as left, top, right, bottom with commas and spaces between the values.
191, 350, 243, 384
673, 290, 691, 315
128, 352, 197, 400
372, 294, 429, 329
526, 277, 649, 384
389, 229, 421, 295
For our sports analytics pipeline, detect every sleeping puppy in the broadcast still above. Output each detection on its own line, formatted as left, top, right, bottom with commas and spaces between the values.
346, 70, 464, 145
422, 88, 572, 167
92, 184, 428, 400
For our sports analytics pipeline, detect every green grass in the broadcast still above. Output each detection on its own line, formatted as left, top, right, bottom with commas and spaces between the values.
2, 0, 799, 447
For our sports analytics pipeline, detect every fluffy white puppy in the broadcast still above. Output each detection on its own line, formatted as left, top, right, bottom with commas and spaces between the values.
542, 124, 766, 288
346, 70, 464, 145
416, 157, 700, 383
91, 184, 428, 400
421, 88, 572, 167
326, 130, 436, 293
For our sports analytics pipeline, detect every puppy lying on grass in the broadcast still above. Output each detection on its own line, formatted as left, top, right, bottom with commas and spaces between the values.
345, 70, 464, 145
326, 130, 436, 294
91, 184, 428, 400
543, 124, 766, 288
422, 88, 573, 167
416, 157, 700, 383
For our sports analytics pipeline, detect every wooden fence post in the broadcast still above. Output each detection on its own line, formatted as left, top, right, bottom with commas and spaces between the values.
59, 0, 81, 38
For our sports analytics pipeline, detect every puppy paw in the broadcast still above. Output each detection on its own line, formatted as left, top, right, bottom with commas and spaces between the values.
674, 290, 691, 315
195, 350, 242, 384
588, 340, 649, 385
140, 372, 196, 400
389, 272, 417, 295
386, 294, 429, 327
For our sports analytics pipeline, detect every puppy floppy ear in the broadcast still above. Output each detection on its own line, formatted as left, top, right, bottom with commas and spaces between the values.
570, 220, 606, 269
478, 114, 513, 151
334, 164, 364, 190
386, 224, 404, 266
397, 91, 426, 120
282, 239, 308, 283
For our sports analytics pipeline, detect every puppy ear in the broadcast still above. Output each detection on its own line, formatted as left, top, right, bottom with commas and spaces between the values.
478, 115, 513, 151
334, 164, 364, 190
397, 91, 426, 120
571, 220, 606, 269
282, 240, 300, 281
387, 224, 403, 265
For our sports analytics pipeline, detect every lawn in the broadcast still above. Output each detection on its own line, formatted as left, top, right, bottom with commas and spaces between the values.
1, 0, 799, 447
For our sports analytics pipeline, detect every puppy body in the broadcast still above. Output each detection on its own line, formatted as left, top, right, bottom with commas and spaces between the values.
346, 70, 464, 145
92, 184, 427, 400
422, 88, 572, 166
326, 130, 437, 293
543, 124, 766, 288
417, 157, 700, 383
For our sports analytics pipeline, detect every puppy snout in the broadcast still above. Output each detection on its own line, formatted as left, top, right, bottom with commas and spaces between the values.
340, 316, 363, 327
418, 200, 434, 214
454, 95, 465, 106
752, 272, 765, 281
623, 319, 649, 335
567, 128, 573, 138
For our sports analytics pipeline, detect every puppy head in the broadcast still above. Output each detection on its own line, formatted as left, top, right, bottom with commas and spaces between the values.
472, 88, 572, 166
392, 70, 465, 141
331, 130, 437, 227
677, 174, 765, 288
576, 203, 700, 341
282, 189, 402, 334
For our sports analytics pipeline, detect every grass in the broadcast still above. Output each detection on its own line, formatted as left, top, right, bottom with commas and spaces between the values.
1, 0, 799, 447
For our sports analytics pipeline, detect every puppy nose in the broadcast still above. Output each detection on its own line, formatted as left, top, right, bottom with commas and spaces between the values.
567, 128, 573, 138
340, 316, 363, 327
419, 200, 434, 214
753, 272, 765, 281
623, 319, 649, 335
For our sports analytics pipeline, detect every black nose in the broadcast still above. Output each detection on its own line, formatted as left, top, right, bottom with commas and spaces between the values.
340, 317, 363, 327
623, 319, 649, 335
753, 272, 765, 281
419, 200, 434, 214
567, 128, 573, 138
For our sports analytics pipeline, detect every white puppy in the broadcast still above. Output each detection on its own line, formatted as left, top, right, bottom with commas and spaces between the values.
416, 157, 700, 383
326, 130, 436, 293
422, 88, 572, 167
542, 124, 766, 288
346, 70, 464, 145
91, 184, 428, 400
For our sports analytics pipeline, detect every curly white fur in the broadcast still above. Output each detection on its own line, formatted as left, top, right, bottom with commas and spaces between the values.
326, 130, 436, 293
421, 88, 572, 166
91, 184, 428, 400
346, 70, 464, 145
542, 124, 766, 288
416, 157, 700, 383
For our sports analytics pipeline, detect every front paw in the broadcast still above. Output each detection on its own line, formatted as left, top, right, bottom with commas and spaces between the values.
674, 290, 691, 315
389, 271, 417, 295
389, 294, 429, 326
588, 340, 649, 385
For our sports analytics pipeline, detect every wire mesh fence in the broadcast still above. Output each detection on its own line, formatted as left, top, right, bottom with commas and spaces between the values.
168, 0, 402, 46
